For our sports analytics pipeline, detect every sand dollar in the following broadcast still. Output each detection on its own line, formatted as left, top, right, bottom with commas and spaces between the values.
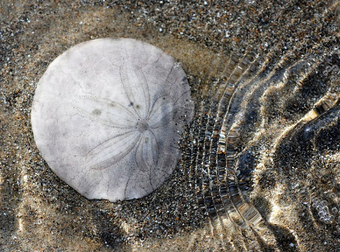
31, 38, 194, 202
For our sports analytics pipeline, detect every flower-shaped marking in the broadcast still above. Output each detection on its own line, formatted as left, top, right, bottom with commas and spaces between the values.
74, 54, 192, 186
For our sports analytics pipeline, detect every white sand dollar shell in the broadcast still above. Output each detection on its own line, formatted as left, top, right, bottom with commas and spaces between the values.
31, 38, 194, 202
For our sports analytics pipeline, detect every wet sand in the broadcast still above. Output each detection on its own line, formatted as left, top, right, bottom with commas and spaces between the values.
1, 1, 340, 251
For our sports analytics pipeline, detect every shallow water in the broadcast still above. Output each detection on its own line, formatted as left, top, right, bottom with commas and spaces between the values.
1, 1, 340, 251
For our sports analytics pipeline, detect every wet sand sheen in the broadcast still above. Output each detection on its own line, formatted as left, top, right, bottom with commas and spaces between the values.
1, 1, 340, 251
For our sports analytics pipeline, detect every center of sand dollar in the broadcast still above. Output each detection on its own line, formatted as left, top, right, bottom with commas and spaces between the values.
136, 119, 149, 132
